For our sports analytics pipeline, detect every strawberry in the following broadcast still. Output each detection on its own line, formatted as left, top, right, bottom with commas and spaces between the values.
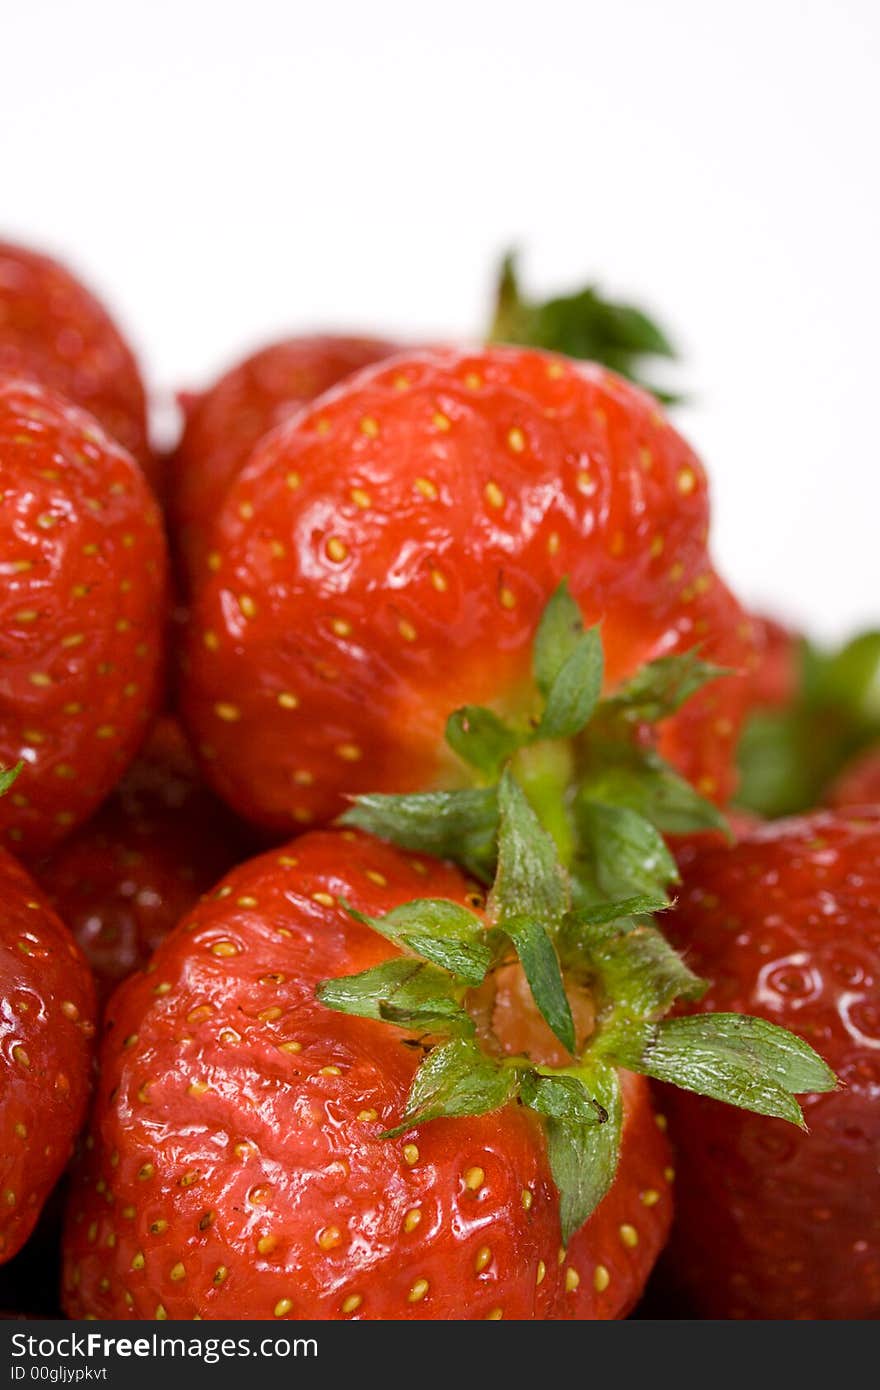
169, 335, 398, 589
180, 346, 756, 838
0, 241, 154, 486
34, 718, 254, 1006
828, 746, 880, 807
662, 810, 880, 1318
0, 378, 168, 856
737, 626, 880, 818
0, 830, 96, 1265
62, 618, 832, 1320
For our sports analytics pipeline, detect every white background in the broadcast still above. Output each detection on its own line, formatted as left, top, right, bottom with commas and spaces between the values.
3, 0, 877, 638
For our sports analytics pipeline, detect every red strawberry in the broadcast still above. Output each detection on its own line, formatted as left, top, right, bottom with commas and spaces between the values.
0, 845, 96, 1264
0, 241, 154, 486
663, 810, 880, 1318
828, 746, 880, 808
180, 346, 755, 836
62, 828, 673, 1321
34, 718, 254, 1006
0, 377, 168, 856
169, 335, 398, 589
748, 614, 799, 710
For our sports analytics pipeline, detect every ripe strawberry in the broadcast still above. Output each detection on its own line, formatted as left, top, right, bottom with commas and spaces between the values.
663, 810, 880, 1318
748, 615, 799, 710
827, 746, 880, 808
180, 346, 755, 837
62, 829, 673, 1321
169, 335, 398, 589
0, 842, 96, 1264
0, 241, 154, 485
34, 718, 254, 1005
0, 377, 168, 856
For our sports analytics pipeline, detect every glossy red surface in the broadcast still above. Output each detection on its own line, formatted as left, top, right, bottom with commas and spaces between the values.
0, 242, 153, 484
35, 718, 254, 1005
665, 809, 880, 1318
181, 346, 756, 835
169, 335, 398, 588
63, 830, 671, 1320
0, 378, 168, 855
0, 848, 95, 1264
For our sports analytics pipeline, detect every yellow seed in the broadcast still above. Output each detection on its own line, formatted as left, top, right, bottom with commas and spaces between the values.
342, 1293, 362, 1314
521, 1189, 533, 1211
131, 1251, 145, 1270
331, 617, 352, 637
464, 1166, 485, 1191
214, 702, 241, 723
286, 471, 301, 490
318, 1226, 342, 1251
433, 412, 451, 432
398, 619, 417, 642
576, 470, 596, 495
640, 1189, 661, 1207
274, 1298, 293, 1318
484, 481, 504, 509
486, 1308, 503, 1320
138, 1164, 155, 1181
277, 691, 299, 710
257, 1235, 277, 1255
619, 1223, 639, 1248
507, 427, 525, 453
677, 467, 697, 494
664, 1166, 675, 1183
149, 1219, 167, 1235
536, 1260, 546, 1285
350, 488, 371, 509
14, 610, 38, 624
237, 895, 258, 908
238, 594, 257, 619
212, 941, 239, 957
475, 1245, 492, 1273
408, 1278, 429, 1303
464, 372, 482, 390
170, 1263, 186, 1282
403, 1144, 419, 1167
360, 416, 379, 438
258, 1006, 282, 1023
96, 725, 116, 739
593, 1264, 611, 1293
278, 1041, 302, 1054
202, 630, 220, 651
312, 891, 335, 908
499, 586, 516, 610
238, 501, 254, 520
326, 537, 348, 562
565, 1267, 580, 1292
213, 1266, 228, 1286
335, 742, 362, 761
320, 1065, 341, 1077
430, 568, 447, 592
29, 673, 52, 688
187, 1081, 209, 1097
403, 1208, 422, 1232
12, 1046, 30, 1069
655, 1113, 668, 1132
415, 477, 438, 500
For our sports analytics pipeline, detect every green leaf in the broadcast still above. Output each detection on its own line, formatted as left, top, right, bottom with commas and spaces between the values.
567, 894, 671, 928
581, 751, 730, 838
344, 898, 493, 986
0, 762, 22, 796
606, 650, 729, 724
613, 1014, 838, 1125
575, 797, 680, 901
544, 1065, 622, 1243
588, 924, 707, 1018
539, 627, 604, 741
519, 1071, 606, 1124
445, 705, 523, 779
533, 581, 587, 695
487, 252, 679, 401
340, 787, 498, 882
316, 958, 473, 1037
384, 1039, 518, 1137
490, 770, 574, 1053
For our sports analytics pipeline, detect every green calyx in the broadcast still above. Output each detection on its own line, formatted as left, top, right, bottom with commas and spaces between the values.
322, 586, 838, 1243
0, 763, 22, 797
487, 251, 681, 403
737, 629, 880, 818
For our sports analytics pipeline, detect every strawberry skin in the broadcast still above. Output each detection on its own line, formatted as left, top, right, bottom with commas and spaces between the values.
34, 718, 253, 1006
63, 830, 671, 1320
180, 346, 755, 836
0, 847, 96, 1264
664, 810, 880, 1318
169, 335, 398, 589
0, 378, 168, 856
0, 241, 153, 485
828, 747, 880, 807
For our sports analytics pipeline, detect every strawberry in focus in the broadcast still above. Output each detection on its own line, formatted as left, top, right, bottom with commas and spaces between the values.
34, 718, 254, 1006
62, 830, 673, 1321
0, 241, 154, 486
169, 335, 398, 589
181, 346, 756, 837
0, 842, 96, 1264
663, 810, 880, 1318
0, 378, 168, 856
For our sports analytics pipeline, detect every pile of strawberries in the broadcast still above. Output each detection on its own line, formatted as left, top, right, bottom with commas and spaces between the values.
0, 239, 877, 1322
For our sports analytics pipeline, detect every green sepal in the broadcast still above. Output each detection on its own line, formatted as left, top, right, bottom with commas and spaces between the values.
342, 898, 493, 986
587, 923, 707, 1018
383, 1039, 519, 1137
580, 748, 730, 838
575, 796, 680, 901
544, 1064, 622, 1243
605, 650, 730, 725
491, 770, 575, 1053
0, 762, 23, 796
445, 705, 523, 779
316, 958, 473, 1037
340, 787, 498, 882
488, 252, 680, 402
532, 582, 604, 740
610, 1013, 838, 1126
519, 1071, 606, 1125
